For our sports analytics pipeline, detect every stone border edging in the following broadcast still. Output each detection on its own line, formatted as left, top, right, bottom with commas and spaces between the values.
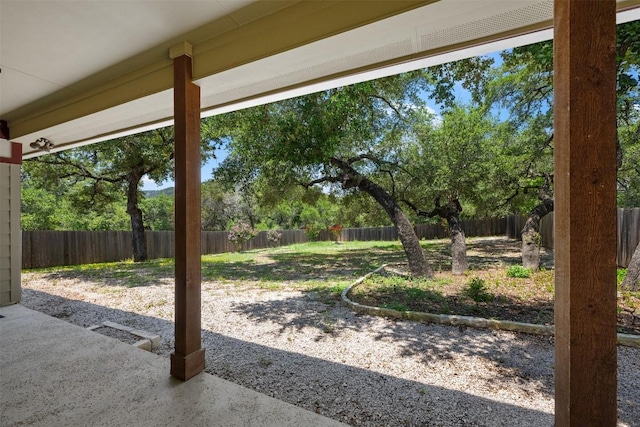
341, 264, 640, 349
87, 321, 161, 351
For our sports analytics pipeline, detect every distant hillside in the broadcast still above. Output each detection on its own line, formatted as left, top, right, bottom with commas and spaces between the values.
144, 187, 175, 198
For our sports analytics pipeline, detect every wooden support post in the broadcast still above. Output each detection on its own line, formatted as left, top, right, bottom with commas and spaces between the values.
554, 0, 617, 424
170, 43, 205, 381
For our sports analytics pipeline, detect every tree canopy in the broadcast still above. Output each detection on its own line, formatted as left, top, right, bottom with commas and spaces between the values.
22, 124, 222, 261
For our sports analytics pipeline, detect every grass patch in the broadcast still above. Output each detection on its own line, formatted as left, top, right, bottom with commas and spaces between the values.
351, 273, 448, 313
304, 282, 350, 304
506, 265, 532, 278
382, 301, 410, 312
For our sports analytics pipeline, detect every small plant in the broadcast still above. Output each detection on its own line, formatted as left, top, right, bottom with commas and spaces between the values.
507, 265, 532, 278
228, 221, 257, 251
464, 277, 494, 304
304, 223, 324, 240
327, 224, 343, 242
266, 229, 282, 245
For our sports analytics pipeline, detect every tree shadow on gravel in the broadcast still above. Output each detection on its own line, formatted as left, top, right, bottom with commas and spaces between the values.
228, 293, 640, 426
231, 294, 556, 396
19, 289, 640, 427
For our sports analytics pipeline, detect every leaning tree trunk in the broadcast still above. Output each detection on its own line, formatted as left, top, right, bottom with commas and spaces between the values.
126, 176, 148, 262
521, 197, 554, 270
331, 158, 433, 277
622, 241, 640, 291
362, 181, 433, 277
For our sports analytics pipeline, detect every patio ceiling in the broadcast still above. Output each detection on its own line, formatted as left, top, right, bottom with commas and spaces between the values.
2, 0, 640, 159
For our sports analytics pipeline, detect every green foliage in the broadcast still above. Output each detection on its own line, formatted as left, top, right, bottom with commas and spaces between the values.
21, 182, 130, 230
21, 186, 62, 230
403, 105, 505, 218
337, 192, 390, 227
427, 22, 640, 213
618, 268, 627, 286
201, 180, 242, 231
616, 104, 640, 207
506, 265, 532, 279
144, 187, 174, 198
22, 123, 222, 236
140, 195, 173, 230
210, 71, 432, 217
463, 277, 494, 303
304, 223, 324, 241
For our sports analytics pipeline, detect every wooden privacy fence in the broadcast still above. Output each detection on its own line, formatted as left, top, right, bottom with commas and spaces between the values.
338, 217, 506, 242
22, 229, 309, 269
22, 217, 507, 269
506, 208, 640, 268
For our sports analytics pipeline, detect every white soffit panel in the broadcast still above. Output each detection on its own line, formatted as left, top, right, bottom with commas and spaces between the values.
198, 0, 555, 114
21, 90, 175, 159
0, 0, 244, 114
201, 0, 640, 117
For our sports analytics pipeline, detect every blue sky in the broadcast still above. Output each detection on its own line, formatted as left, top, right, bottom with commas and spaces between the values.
141, 146, 228, 191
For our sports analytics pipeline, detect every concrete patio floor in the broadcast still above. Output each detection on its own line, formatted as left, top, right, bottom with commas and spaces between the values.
0, 304, 345, 427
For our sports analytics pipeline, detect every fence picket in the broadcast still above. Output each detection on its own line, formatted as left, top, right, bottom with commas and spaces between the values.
21, 212, 639, 269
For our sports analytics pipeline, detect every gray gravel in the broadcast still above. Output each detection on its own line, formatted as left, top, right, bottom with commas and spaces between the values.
21, 274, 640, 427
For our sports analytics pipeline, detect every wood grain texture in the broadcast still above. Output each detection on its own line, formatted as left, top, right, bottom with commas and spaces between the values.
553, 0, 618, 424
172, 53, 204, 381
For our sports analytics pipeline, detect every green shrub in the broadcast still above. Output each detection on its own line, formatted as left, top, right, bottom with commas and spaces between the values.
464, 277, 494, 303
228, 221, 257, 251
507, 265, 532, 278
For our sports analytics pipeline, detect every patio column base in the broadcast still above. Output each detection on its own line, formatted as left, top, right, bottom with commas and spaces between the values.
171, 348, 205, 381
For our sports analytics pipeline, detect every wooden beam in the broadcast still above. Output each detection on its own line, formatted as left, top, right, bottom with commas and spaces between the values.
171, 45, 205, 381
0, 120, 9, 140
553, 0, 618, 424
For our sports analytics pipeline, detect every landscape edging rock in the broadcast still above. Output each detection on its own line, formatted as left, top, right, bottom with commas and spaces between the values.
341, 264, 640, 349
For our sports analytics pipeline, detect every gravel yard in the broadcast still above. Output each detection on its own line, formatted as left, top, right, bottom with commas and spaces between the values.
20, 239, 640, 427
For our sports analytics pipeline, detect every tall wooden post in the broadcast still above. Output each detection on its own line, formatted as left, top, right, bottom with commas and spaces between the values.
554, 1, 617, 424
170, 42, 205, 381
